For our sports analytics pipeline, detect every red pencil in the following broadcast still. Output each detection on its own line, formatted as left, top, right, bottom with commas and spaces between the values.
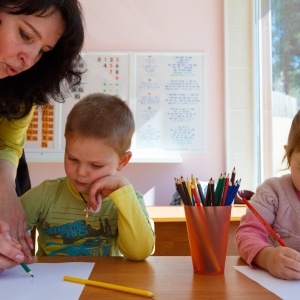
242, 198, 286, 246
191, 184, 201, 206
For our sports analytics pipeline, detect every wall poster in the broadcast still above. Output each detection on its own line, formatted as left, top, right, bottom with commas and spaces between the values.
25, 52, 206, 162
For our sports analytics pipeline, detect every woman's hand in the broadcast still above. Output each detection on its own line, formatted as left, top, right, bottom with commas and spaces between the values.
254, 246, 300, 279
0, 161, 33, 263
0, 220, 26, 272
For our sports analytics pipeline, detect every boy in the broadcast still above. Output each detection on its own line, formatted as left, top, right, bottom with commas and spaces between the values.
20, 93, 155, 260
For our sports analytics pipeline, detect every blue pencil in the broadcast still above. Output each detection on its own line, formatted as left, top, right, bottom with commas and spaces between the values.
225, 179, 240, 205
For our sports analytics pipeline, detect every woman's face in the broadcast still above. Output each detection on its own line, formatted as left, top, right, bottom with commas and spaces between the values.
0, 10, 65, 79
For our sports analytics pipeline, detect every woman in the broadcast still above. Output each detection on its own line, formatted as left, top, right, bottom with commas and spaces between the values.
0, 220, 25, 273
0, 0, 85, 268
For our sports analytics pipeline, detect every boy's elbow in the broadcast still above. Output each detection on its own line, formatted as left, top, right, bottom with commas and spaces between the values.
120, 241, 155, 261
125, 249, 153, 261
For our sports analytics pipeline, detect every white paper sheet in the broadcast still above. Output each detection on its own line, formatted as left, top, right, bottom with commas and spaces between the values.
234, 265, 300, 300
0, 262, 95, 300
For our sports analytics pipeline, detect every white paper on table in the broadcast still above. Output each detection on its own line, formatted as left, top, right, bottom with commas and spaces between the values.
234, 265, 300, 300
0, 262, 95, 300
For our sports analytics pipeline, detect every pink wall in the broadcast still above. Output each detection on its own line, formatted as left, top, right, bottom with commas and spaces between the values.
28, 0, 225, 205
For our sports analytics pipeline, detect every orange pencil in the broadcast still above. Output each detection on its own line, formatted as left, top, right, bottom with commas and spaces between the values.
242, 198, 286, 246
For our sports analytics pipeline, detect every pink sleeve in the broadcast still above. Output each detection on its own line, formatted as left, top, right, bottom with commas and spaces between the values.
235, 213, 271, 266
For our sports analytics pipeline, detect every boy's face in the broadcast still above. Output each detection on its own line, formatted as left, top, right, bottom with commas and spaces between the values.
289, 150, 300, 193
64, 135, 124, 194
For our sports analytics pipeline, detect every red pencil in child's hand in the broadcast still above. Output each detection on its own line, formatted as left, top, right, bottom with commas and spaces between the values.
242, 198, 286, 247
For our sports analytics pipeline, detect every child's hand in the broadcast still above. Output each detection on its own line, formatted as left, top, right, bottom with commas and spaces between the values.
254, 246, 300, 279
88, 175, 130, 211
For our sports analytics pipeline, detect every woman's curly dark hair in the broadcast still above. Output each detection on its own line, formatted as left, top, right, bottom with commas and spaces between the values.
0, 0, 85, 120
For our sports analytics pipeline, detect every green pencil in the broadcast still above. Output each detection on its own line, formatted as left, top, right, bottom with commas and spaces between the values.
20, 262, 34, 277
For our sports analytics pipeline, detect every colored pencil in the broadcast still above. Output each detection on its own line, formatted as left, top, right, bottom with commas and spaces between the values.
191, 174, 197, 187
214, 173, 223, 204
191, 184, 201, 206
220, 174, 230, 206
230, 167, 236, 185
20, 262, 34, 277
181, 176, 192, 205
229, 179, 241, 205
196, 178, 205, 205
242, 198, 286, 246
224, 179, 240, 206
186, 177, 195, 206
210, 179, 216, 205
175, 169, 241, 207
175, 178, 189, 205
64, 276, 156, 298
224, 180, 233, 205
217, 173, 226, 205
191, 174, 199, 202
205, 178, 213, 206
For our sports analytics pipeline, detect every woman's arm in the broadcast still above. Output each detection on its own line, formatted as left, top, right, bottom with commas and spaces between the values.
0, 109, 35, 262
0, 220, 26, 272
0, 160, 33, 262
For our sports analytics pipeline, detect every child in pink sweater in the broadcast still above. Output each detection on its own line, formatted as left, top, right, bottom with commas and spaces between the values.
235, 110, 300, 280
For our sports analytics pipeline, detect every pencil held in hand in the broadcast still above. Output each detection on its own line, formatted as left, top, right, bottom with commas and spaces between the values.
20, 262, 34, 277
242, 198, 286, 247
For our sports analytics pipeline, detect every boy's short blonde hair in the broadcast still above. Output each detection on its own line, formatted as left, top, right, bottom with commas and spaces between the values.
65, 93, 135, 157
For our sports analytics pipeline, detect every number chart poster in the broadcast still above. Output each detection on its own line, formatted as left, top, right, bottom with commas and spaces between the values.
25, 52, 131, 156
133, 53, 206, 151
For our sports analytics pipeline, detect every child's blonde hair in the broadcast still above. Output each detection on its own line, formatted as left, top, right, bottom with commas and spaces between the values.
283, 110, 300, 167
65, 93, 135, 157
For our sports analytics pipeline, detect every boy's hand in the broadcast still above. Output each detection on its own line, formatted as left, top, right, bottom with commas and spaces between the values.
88, 175, 130, 211
254, 246, 300, 279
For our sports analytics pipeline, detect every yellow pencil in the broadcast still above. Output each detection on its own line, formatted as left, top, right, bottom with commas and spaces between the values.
186, 177, 193, 205
64, 276, 156, 298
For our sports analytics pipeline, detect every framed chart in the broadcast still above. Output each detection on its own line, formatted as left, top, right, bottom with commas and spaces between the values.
25, 52, 206, 163
133, 53, 206, 151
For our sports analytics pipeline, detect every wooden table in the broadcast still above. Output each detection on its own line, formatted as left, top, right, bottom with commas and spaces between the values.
147, 205, 246, 256
33, 256, 279, 299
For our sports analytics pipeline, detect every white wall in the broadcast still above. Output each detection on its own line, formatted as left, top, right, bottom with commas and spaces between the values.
224, 0, 256, 192
28, 0, 225, 205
